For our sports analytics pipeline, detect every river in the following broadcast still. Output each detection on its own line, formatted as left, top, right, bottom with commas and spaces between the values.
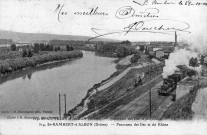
0, 51, 116, 118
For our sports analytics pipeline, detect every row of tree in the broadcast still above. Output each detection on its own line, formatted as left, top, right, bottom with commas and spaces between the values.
33, 43, 54, 53
115, 46, 135, 58
34, 44, 74, 52
95, 41, 137, 58
22, 49, 33, 57
10, 43, 74, 53
0, 51, 83, 75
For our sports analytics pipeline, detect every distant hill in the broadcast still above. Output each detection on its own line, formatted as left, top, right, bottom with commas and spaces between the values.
0, 30, 117, 43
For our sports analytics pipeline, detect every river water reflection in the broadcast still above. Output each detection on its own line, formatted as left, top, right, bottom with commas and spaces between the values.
0, 51, 116, 118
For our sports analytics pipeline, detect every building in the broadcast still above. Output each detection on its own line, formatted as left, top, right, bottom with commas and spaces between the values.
155, 49, 164, 59
162, 47, 174, 59
15, 42, 33, 46
86, 44, 95, 47
148, 47, 155, 56
18, 48, 23, 52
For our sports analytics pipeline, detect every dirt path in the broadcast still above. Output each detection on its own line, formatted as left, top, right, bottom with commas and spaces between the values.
97, 63, 148, 91
192, 87, 207, 120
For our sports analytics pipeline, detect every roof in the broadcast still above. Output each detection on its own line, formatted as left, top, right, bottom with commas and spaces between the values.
153, 48, 162, 51
162, 47, 174, 53
154, 49, 163, 52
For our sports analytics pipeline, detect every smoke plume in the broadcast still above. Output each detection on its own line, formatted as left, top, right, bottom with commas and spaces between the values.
163, 48, 202, 78
162, 24, 207, 78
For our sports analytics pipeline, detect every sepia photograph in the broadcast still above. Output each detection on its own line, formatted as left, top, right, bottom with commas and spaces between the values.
0, 0, 207, 134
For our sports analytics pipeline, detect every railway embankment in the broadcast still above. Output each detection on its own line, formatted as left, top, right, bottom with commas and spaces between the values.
66, 62, 163, 119
66, 52, 163, 120
192, 86, 207, 119
160, 77, 202, 120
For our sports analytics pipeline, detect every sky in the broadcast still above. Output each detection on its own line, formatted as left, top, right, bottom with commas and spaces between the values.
0, 0, 207, 42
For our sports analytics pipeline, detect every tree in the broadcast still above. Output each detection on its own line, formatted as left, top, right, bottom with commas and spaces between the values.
57, 46, 61, 51
66, 45, 70, 51
27, 49, 33, 57
66, 45, 74, 51
130, 54, 141, 63
200, 55, 204, 65
55, 46, 58, 52
187, 70, 197, 77
11, 43, 16, 51
34, 43, 40, 53
145, 46, 149, 54
50, 44, 54, 51
121, 40, 131, 45
139, 46, 145, 52
116, 46, 131, 58
45, 44, 50, 51
189, 57, 199, 70
22, 49, 27, 57
39, 43, 45, 51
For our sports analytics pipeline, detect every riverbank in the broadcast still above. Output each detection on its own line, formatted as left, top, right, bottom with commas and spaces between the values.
65, 53, 155, 119
0, 58, 79, 86
0, 51, 83, 76
65, 67, 125, 119
64, 54, 132, 119
65, 59, 133, 119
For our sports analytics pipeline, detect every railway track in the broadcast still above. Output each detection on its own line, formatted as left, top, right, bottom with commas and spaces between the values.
110, 83, 168, 120
84, 74, 163, 119
134, 95, 168, 119
107, 86, 161, 119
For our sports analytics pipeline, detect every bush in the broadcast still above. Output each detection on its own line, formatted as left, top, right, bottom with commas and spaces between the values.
130, 54, 141, 63
187, 70, 197, 77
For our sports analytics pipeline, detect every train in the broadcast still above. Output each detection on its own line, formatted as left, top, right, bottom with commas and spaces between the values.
158, 65, 192, 96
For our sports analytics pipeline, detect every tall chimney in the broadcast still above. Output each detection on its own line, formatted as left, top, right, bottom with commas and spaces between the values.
174, 31, 177, 47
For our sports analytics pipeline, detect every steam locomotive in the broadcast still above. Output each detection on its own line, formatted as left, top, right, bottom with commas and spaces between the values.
158, 65, 191, 96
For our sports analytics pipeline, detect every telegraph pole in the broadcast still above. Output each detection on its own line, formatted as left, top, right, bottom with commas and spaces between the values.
64, 94, 66, 114
59, 93, 61, 119
148, 62, 152, 119
59, 93, 67, 119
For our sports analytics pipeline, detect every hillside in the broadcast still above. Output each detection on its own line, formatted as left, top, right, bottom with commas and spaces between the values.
0, 30, 117, 43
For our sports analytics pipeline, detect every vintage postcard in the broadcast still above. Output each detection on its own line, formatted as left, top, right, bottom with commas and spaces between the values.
0, 0, 207, 134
